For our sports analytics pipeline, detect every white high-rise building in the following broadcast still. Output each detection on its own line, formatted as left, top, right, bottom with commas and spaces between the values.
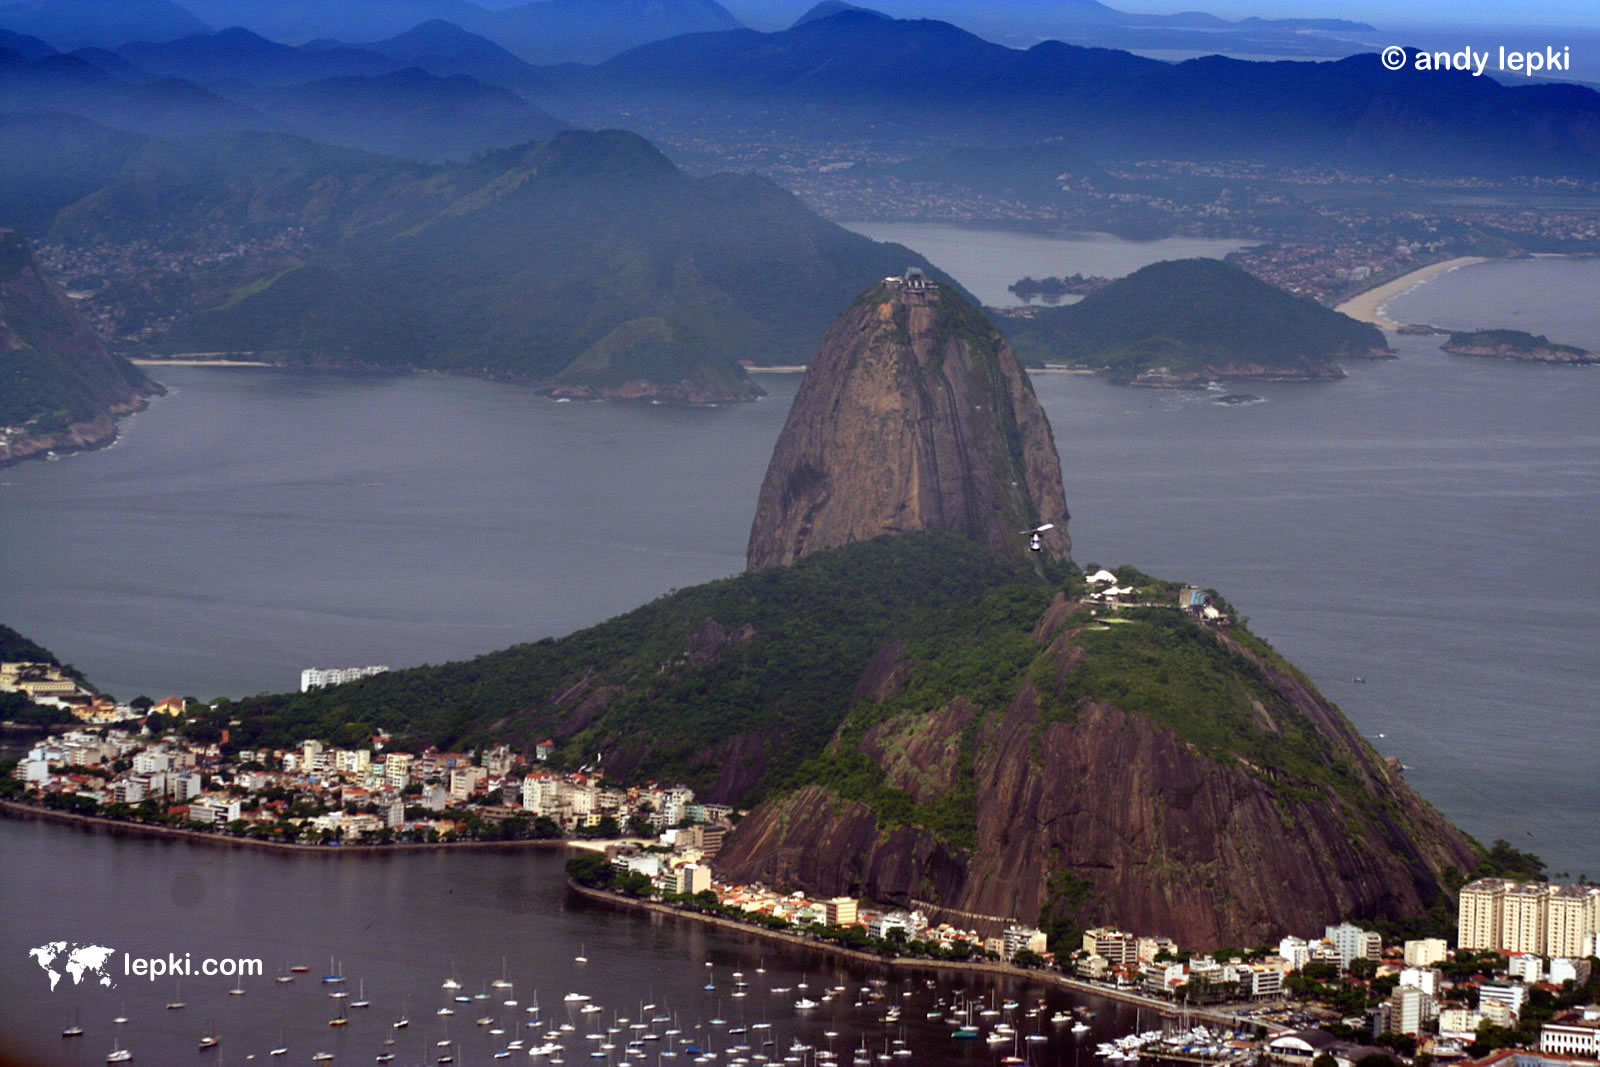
300, 665, 389, 691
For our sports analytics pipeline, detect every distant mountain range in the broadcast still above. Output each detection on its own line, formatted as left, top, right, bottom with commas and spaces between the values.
2, 0, 747, 65
560, 10, 1600, 175
0, 26, 568, 161
22, 125, 952, 399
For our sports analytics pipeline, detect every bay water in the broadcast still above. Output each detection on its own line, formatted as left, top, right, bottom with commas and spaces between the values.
0, 245, 1595, 1058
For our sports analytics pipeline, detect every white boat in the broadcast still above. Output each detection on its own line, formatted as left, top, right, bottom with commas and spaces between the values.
351, 979, 370, 1008
575, 943, 588, 964
105, 1039, 131, 1064
794, 998, 818, 1010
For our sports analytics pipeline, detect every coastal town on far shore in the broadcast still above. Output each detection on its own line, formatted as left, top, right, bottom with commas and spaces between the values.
5, 657, 1599, 1067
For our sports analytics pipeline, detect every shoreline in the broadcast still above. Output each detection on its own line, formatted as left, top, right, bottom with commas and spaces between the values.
130, 356, 275, 367
566, 880, 1247, 1027
0, 798, 584, 854
1334, 257, 1488, 331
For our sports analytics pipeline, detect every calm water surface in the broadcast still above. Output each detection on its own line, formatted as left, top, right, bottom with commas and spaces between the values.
840, 224, 1249, 306
0, 817, 1139, 1066
1384, 256, 1600, 351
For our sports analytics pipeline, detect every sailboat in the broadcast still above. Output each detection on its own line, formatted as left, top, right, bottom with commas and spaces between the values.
269, 1025, 287, 1056
493, 957, 514, 988
198, 1021, 219, 1050
105, 1037, 131, 1063
351, 978, 371, 1008
165, 979, 185, 1010
574, 943, 588, 964
329, 1001, 350, 1027
62, 1009, 84, 1038
394, 996, 411, 1029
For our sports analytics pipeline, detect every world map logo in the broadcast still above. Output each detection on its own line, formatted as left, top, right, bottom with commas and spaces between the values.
29, 942, 117, 991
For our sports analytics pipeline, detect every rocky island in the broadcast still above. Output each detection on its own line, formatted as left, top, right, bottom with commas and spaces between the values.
1442, 328, 1595, 364
0, 229, 162, 466
1000, 258, 1391, 386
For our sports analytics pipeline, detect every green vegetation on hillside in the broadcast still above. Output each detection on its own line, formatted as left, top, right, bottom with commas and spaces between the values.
1002, 258, 1387, 381
211, 532, 1043, 801
1, 230, 152, 432
42, 128, 952, 394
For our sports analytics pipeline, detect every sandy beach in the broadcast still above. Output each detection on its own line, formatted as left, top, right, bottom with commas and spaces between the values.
130, 356, 274, 366
1335, 256, 1488, 330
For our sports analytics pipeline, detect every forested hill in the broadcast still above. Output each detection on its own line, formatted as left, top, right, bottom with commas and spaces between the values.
211, 532, 1044, 803
11, 123, 953, 402
1001, 257, 1389, 384
204, 526, 1474, 946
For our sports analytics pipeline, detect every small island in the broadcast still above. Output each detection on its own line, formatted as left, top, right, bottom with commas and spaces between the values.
1441, 328, 1595, 364
1007, 273, 1110, 303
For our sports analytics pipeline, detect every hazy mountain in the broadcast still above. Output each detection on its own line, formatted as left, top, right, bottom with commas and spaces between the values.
567, 11, 1600, 175
4, 29, 570, 164
339, 19, 552, 95
125, 129, 957, 399
0, 113, 145, 234
174, 0, 744, 65
260, 67, 566, 162
178, 0, 494, 45
0, 0, 211, 51
68, 47, 157, 83
473, 0, 744, 65
0, 50, 270, 139
118, 27, 403, 87
0, 26, 54, 58
791, 1, 885, 28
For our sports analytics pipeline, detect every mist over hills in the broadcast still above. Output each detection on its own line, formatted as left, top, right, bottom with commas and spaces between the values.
560, 10, 1600, 176
157, 0, 745, 64
0, 27, 569, 162
0, 0, 209, 52
8, 124, 950, 398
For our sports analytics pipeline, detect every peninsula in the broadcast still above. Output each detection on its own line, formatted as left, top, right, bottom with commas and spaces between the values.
0, 230, 162, 466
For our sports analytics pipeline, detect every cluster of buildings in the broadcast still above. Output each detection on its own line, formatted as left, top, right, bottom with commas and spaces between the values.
1459, 880, 1600, 960
10, 718, 733, 848
1074, 925, 1285, 999
0, 661, 151, 724
600, 859, 1050, 963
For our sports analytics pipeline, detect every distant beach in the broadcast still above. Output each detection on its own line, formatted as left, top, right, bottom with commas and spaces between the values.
1335, 257, 1488, 330
130, 356, 274, 366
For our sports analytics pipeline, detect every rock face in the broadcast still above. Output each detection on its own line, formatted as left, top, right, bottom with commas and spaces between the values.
0, 229, 161, 466
747, 274, 1071, 570
716, 592, 1479, 948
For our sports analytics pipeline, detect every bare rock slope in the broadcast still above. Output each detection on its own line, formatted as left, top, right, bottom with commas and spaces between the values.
748, 273, 1071, 569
